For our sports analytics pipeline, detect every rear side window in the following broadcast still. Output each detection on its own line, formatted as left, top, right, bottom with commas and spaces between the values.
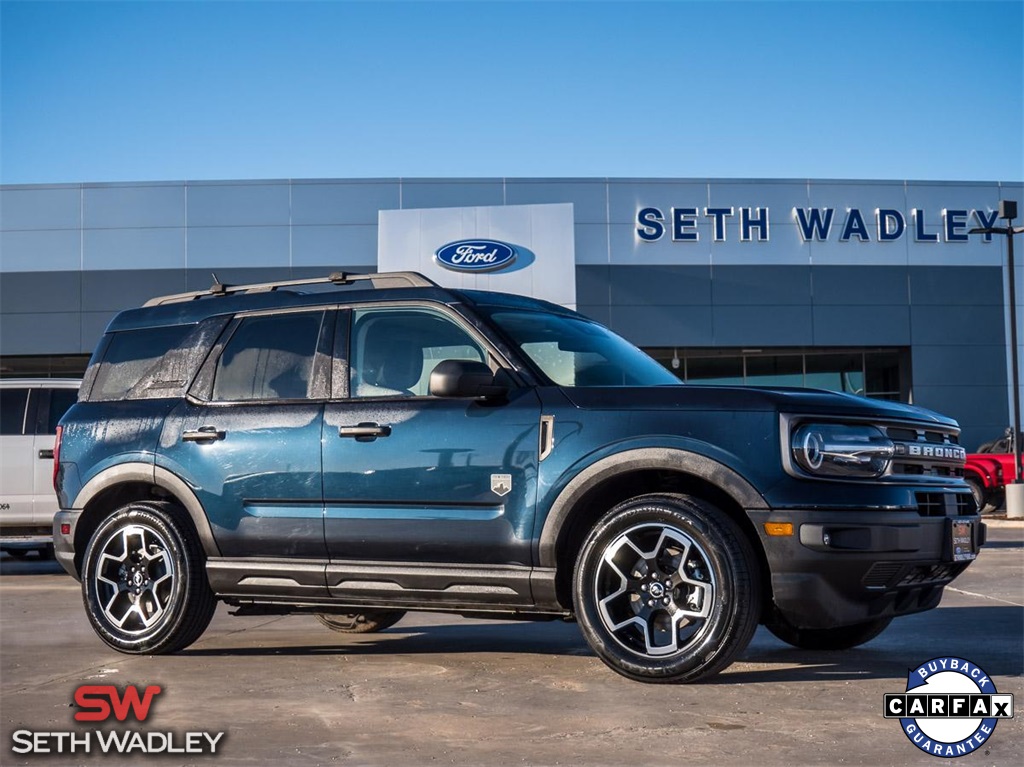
212, 312, 325, 401
90, 326, 191, 402
0, 388, 29, 435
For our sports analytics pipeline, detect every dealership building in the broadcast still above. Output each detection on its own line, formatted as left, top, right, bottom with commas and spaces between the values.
1, 176, 1021, 449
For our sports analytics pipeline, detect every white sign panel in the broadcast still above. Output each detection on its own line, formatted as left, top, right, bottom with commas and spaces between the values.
378, 202, 576, 309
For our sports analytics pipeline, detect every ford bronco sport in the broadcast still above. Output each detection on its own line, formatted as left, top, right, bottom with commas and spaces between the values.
53, 272, 984, 683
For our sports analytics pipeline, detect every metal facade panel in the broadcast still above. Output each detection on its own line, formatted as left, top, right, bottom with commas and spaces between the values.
608, 265, 713, 306
82, 269, 187, 312
186, 226, 290, 268
1, 229, 80, 272
908, 265, 1004, 306
811, 305, 912, 346
505, 181, 607, 223
84, 184, 186, 229
186, 183, 291, 227
712, 305, 814, 346
0, 312, 80, 355
607, 181, 710, 225
291, 225, 378, 266
0, 187, 80, 231
712, 266, 812, 305
811, 266, 910, 305
291, 182, 400, 225
0, 271, 81, 313
83, 227, 185, 270
609, 304, 714, 347
399, 181, 505, 210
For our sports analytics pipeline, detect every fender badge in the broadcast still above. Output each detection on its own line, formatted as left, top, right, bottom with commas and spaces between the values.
491, 474, 512, 497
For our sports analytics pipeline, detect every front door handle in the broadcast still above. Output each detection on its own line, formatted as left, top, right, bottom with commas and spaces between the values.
182, 426, 227, 443
339, 422, 392, 441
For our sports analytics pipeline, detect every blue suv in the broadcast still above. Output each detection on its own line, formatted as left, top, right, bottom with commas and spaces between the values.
53, 271, 983, 683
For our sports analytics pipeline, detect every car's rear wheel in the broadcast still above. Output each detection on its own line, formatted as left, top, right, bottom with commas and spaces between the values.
315, 610, 406, 634
81, 501, 216, 654
766, 615, 892, 650
6, 549, 30, 560
573, 493, 761, 683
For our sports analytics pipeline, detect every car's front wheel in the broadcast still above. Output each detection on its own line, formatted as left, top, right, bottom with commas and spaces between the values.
573, 493, 761, 683
81, 501, 216, 654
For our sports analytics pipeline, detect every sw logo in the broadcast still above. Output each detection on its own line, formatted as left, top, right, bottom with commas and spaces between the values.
10, 683, 225, 755
884, 657, 1014, 758
74, 684, 162, 722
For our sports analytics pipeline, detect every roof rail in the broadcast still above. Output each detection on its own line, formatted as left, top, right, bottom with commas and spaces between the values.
142, 271, 439, 307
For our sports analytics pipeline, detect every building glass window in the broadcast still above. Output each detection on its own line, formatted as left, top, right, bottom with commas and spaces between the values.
645, 347, 911, 402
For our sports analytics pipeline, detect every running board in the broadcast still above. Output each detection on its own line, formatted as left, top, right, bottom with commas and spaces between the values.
206, 558, 561, 611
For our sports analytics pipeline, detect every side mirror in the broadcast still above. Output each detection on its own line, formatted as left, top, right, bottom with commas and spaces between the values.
429, 360, 508, 399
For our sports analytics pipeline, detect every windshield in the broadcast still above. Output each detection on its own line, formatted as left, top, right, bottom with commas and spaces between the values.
487, 310, 681, 387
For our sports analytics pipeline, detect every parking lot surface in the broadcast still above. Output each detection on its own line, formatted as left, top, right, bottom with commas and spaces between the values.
2, 523, 1021, 766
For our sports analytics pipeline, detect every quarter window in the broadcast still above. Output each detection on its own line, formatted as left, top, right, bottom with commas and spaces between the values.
213, 312, 324, 401
349, 308, 485, 398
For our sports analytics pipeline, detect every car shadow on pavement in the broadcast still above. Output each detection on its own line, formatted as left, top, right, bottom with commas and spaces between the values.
182, 605, 1023, 684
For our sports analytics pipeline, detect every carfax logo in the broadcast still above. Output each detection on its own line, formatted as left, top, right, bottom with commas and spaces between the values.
884, 657, 1014, 758
10, 684, 225, 756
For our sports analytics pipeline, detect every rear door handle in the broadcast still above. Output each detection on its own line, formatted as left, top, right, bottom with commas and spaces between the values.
339, 422, 392, 440
38, 449, 54, 459
182, 426, 227, 443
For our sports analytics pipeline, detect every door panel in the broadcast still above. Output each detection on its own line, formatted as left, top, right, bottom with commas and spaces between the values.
160, 401, 327, 558
33, 387, 79, 524
322, 304, 541, 570
322, 390, 541, 566
0, 388, 34, 527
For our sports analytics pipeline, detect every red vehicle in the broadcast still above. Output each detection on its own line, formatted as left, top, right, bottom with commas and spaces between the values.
964, 432, 1016, 513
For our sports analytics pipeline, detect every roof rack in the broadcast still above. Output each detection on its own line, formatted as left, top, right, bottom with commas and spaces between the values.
142, 271, 439, 307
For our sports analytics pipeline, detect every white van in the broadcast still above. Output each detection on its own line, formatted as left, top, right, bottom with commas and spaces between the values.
0, 379, 81, 558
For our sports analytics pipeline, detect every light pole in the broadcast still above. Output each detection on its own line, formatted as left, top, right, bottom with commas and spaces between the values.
971, 200, 1024, 518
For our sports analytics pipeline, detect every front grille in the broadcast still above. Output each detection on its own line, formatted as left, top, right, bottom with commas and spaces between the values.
897, 563, 967, 587
885, 424, 965, 480
863, 562, 906, 588
862, 561, 969, 589
915, 492, 977, 517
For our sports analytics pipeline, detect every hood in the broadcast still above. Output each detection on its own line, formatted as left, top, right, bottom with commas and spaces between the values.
559, 385, 959, 428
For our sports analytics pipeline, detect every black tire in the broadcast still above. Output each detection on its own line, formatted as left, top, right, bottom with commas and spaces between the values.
573, 493, 761, 684
81, 500, 216, 654
965, 477, 992, 514
766, 615, 892, 650
6, 549, 30, 560
315, 610, 406, 634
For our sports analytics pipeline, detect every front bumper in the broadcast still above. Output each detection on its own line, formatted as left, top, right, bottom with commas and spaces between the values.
750, 509, 986, 630
52, 510, 82, 580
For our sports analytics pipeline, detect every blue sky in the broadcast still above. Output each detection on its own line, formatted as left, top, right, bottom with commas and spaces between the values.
1, 0, 1021, 184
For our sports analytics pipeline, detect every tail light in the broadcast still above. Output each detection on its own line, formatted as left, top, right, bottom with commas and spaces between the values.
53, 425, 63, 493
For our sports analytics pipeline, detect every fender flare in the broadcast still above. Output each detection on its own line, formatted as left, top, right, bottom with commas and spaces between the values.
72, 463, 221, 557
537, 447, 767, 568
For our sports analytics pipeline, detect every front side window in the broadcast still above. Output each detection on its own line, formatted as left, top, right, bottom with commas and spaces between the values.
212, 312, 324, 401
486, 310, 679, 387
349, 308, 485, 398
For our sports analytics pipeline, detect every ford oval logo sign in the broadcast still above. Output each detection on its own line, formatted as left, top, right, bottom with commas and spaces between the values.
434, 240, 517, 272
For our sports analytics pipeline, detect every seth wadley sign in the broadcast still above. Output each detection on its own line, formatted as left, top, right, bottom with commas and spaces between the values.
636, 206, 1001, 243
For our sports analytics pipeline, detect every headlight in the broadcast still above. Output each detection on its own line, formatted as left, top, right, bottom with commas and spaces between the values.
791, 423, 894, 478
